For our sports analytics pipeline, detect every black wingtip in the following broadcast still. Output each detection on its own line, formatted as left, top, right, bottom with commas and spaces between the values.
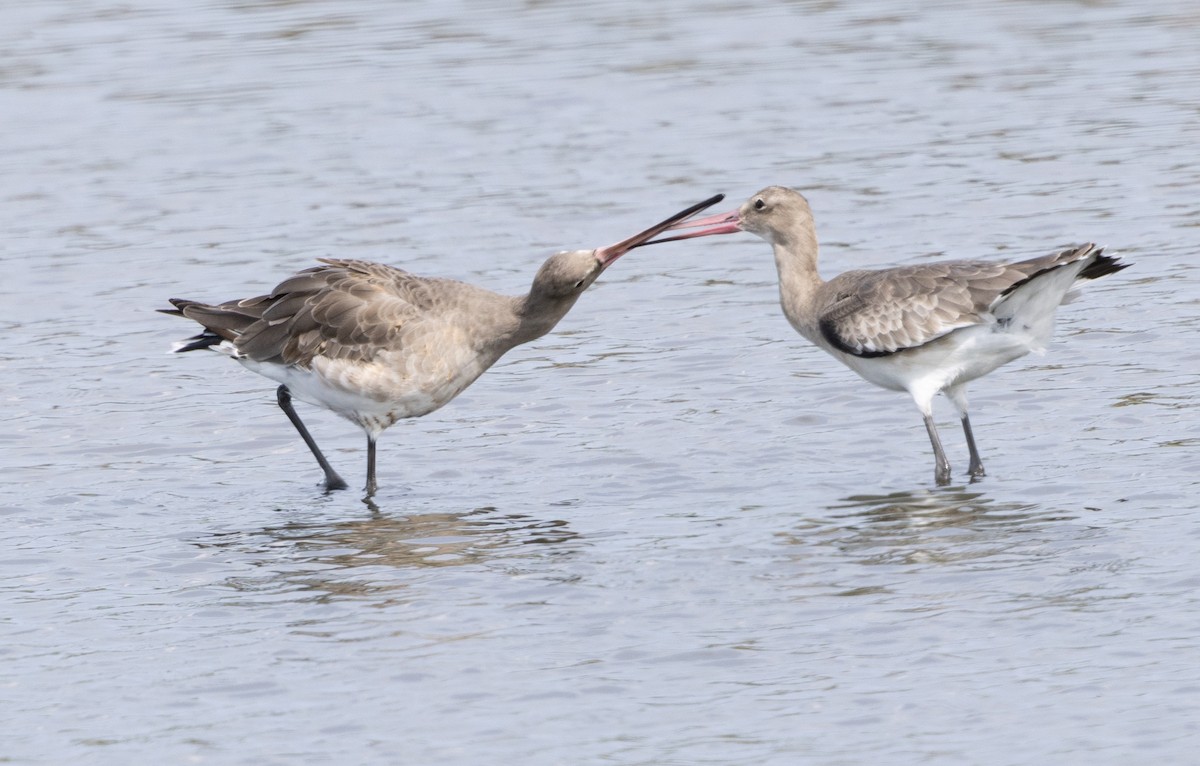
159, 298, 194, 317
173, 332, 223, 353
1078, 251, 1130, 281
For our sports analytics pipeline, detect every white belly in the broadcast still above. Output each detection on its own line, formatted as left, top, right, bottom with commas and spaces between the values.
835, 321, 1039, 398
237, 345, 493, 438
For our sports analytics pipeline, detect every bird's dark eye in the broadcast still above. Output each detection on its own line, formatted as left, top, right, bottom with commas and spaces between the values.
573, 279, 586, 289
754, 198, 766, 211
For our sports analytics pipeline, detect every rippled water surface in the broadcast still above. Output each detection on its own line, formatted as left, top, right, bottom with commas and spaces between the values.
3, 1, 1200, 763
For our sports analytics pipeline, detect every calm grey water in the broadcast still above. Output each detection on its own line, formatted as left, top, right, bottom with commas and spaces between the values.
3, 1, 1199, 763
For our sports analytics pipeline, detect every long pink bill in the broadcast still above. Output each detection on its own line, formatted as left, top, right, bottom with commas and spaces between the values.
630, 208, 742, 248
595, 193, 726, 266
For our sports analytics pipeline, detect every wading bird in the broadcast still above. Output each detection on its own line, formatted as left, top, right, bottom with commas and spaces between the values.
653, 186, 1127, 484
164, 193, 724, 495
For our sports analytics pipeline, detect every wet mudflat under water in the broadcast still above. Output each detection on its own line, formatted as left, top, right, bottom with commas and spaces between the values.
3, 1, 1200, 763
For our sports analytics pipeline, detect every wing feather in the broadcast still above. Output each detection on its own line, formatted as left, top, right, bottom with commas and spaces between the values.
816, 245, 1115, 357
171, 259, 465, 366
817, 261, 1016, 356
167, 256, 523, 368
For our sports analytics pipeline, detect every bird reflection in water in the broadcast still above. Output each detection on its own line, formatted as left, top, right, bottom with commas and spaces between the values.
197, 506, 580, 603
781, 487, 1075, 568
830, 488, 1058, 528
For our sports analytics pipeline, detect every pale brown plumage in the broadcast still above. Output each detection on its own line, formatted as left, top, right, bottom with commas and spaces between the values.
654, 185, 1129, 484
818, 247, 1123, 357
163, 193, 725, 495
167, 259, 514, 368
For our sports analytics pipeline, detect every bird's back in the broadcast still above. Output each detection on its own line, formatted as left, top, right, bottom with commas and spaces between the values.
170, 259, 517, 362
166, 258, 524, 426
814, 244, 1123, 359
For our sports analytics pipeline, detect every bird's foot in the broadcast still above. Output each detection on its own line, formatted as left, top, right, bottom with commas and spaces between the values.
934, 464, 953, 486
967, 461, 986, 480
323, 475, 350, 492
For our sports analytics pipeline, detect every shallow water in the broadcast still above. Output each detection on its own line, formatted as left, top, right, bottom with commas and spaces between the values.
3, 0, 1199, 763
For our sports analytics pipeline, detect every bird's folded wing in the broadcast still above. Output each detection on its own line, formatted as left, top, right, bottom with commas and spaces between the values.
818, 261, 1015, 357
236, 259, 447, 366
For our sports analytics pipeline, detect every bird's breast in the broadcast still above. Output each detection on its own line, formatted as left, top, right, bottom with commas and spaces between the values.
239, 330, 500, 434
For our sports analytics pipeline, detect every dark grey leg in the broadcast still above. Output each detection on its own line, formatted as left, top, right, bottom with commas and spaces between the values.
276, 385, 348, 492
365, 434, 377, 496
961, 414, 985, 478
923, 413, 952, 486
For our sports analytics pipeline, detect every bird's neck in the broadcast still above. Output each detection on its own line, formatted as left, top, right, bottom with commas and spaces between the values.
771, 224, 824, 332
511, 293, 579, 346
